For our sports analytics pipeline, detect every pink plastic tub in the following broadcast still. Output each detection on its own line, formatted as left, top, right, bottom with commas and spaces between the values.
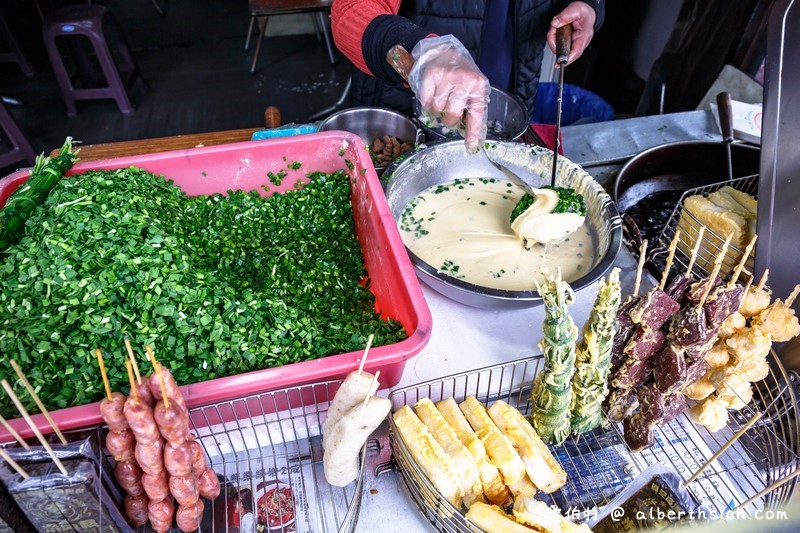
0, 131, 432, 441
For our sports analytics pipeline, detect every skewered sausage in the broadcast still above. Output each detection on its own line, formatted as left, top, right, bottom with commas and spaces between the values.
176, 499, 205, 532
124, 493, 149, 527
196, 467, 221, 499
135, 438, 165, 476
148, 498, 175, 533
105, 429, 135, 462
168, 474, 199, 506
115, 460, 144, 497
124, 399, 160, 444
134, 380, 156, 408
187, 438, 208, 474
100, 391, 129, 432
148, 368, 187, 411
164, 441, 193, 477
141, 468, 170, 501
154, 400, 189, 445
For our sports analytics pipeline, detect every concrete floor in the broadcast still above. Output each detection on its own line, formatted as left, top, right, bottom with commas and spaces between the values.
0, 0, 352, 176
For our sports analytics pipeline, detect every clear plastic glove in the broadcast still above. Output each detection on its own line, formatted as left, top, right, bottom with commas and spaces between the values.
408, 35, 491, 154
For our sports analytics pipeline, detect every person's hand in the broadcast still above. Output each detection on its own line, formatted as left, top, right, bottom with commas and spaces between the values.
408, 36, 491, 154
547, 2, 597, 65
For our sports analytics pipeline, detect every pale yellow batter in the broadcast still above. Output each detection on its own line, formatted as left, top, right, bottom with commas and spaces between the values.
399, 178, 595, 291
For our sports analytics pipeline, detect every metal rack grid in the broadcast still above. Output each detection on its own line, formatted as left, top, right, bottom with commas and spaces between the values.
653, 175, 759, 281
176, 380, 366, 533
388, 353, 799, 532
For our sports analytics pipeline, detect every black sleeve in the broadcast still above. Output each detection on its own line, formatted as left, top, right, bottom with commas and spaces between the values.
362, 14, 431, 85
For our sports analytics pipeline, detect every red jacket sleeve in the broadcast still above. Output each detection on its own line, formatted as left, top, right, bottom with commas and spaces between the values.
331, 0, 402, 76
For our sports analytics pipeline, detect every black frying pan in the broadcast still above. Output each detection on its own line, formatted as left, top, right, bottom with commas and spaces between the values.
613, 140, 760, 252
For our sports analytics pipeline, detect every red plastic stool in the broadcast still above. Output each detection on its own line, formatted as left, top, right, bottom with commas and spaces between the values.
42, 5, 146, 116
0, 100, 36, 171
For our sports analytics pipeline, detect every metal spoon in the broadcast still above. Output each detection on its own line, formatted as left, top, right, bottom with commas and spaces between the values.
482, 145, 537, 194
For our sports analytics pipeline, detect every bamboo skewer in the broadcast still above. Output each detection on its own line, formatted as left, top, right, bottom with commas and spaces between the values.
357, 334, 375, 375
785, 284, 800, 308
95, 349, 112, 401
361, 371, 380, 409
126, 359, 139, 403
0, 447, 29, 479
125, 339, 143, 384
698, 234, 732, 309
1, 380, 67, 476
734, 468, 800, 512
756, 269, 770, 292
684, 411, 764, 486
10, 360, 66, 445
633, 239, 648, 298
155, 362, 169, 410
685, 226, 706, 275
659, 230, 681, 290
729, 234, 757, 287
144, 345, 157, 370
0, 413, 30, 450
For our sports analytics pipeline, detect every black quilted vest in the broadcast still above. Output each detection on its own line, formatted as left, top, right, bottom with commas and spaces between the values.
351, 0, 560, 117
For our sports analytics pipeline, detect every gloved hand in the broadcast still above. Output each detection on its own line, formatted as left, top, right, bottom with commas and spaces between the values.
547, 1, 597, 65
408, 35, 491, 154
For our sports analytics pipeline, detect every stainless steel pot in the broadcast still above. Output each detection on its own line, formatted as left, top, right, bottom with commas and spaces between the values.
318, 107, 424, 175
382, 140, 622, 309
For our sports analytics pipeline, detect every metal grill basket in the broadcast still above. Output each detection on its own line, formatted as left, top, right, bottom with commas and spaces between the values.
177, 380, 367, 533
388, 353, 799, 531
654, 175, 759, 281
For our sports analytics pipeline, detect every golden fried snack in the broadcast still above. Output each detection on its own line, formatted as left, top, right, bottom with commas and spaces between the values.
753, 297, 800, 343
732, 357, 770, 382
710, 367, 753, 410
683, 375, 716, 401
436, 398, 510, 506
704, 340, 731, 369
513, 496, 593, 533
466, 502, 537, 533
719, 312, 746, 338
689, 396, 729, 432
740, 285, 772, 318
507, 474, 537, 499
725, 326, 772, 363
414, 398, 484, 506
393, 405, 463, 508
677, 195, 747, 274
487, 400, 566, 494
460, 396, 526, 489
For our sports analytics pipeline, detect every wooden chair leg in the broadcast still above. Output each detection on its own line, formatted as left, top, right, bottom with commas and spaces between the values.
250, 15, 269, 75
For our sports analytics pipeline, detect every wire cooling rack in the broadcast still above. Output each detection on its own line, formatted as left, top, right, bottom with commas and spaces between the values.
140, 381, 368, 533
653, 175, 759, 280
388, 353, 799, 532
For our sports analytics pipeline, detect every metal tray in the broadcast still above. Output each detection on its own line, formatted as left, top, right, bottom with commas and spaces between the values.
142, 380, 370, 532
388, 353, 799, 531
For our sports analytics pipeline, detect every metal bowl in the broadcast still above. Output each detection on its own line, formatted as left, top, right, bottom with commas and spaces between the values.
318, 107, 424, 175
382, 140, 622, 309
414, 87, 529, 142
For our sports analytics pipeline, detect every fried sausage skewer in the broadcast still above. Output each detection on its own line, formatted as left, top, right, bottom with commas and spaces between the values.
95, 349, 149, 526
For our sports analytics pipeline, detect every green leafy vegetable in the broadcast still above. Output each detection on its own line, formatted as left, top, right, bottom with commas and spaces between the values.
509, 186, 586, 223
0, 166, 406, 418
0, 138, 77, 250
